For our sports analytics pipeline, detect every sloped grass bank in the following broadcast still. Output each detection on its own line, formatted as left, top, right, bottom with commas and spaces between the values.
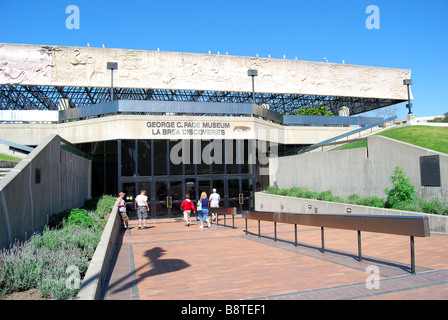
0, 195, 115, 300
334, 126, 448, 154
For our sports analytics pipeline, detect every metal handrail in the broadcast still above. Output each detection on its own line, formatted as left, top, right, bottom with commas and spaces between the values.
244, 211, 430, 274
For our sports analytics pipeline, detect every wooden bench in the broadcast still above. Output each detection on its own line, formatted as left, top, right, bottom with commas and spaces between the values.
244, 211, 430, 274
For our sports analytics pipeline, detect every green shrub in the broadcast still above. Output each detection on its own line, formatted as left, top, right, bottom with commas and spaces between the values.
317, 190, 334, 202
422, 199, 448, 216
346, 194, 385, 208
264, 183, 446, 216
93, 195, 116, 220
47, 209, 71, 229
67, 208, 94, 228
385, 166, 417, 209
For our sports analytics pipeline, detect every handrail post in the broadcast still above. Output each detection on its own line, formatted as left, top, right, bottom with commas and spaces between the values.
321, 227, 325, 253
358, 230, 362, 262
411, 236, 415, 274
294, 224, 298, 247
274, 222, 277, 242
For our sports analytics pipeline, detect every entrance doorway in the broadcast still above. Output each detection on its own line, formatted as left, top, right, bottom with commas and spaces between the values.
121, 176, 254, 218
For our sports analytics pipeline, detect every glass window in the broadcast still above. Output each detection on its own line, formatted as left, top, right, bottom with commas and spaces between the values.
185, 140, 196, 176
91, 142, 105, 197
138, 140, 152, 176
198, 179, 212, 198
105, 140, 118, 195
227, 179, 240, 198
197, 140, 211, 175
169, 140, 184, 176
211, 140, 225, 175
153, 140, 168, 176
121, 140, 136, 177
241, 140, 253, 174
226, 140, 239, 174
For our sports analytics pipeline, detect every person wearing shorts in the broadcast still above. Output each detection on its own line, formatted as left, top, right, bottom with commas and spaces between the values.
116, 192, 129, 229
209, 188, 220, 221
135, 190, 149, 229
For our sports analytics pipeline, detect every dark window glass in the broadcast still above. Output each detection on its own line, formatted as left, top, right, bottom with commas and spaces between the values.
185, 140, 196, 176
91, 142, 105, 197
169, 140, 184, 176
105, 140, 118, 195
121, 140, 136, 177
226, 140, 239, 174
154, 140, 168, 176
197, 140, 211, 175
241, 140, 252, 174
138, 140, 151, 176
211, 140, 225, 174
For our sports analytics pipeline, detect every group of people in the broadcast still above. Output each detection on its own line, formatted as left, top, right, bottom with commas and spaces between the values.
115, 188, 221, 230
180, 188, 220, 228
115, 190, 150, 230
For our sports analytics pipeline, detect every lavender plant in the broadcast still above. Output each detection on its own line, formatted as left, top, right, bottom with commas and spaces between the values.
0, 195, 114, 299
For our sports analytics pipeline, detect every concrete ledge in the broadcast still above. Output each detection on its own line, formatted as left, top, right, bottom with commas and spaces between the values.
255, 192, 448, 234
76, 205, 121, 300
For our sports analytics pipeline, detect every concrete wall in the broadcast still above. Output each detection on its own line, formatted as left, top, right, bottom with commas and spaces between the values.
255, 192, 448, 234
0, 114, 358, 146
77, 205, 121, 300
270, 135, 448, 201
0, 134, 91, 248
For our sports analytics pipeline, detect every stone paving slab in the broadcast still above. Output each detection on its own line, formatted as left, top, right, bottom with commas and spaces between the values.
101, 216, 448, 301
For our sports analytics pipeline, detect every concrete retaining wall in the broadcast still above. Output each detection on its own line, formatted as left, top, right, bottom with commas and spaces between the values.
76, 205, 121, 300
0, 134, 92, 248
255, 192, 448, 234
270, 135, 448, 201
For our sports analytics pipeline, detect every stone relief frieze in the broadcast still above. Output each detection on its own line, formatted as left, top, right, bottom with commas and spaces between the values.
0, 44, 53, 85
0, 43, 411, 100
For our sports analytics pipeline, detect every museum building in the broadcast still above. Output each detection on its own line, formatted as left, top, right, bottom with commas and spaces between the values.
0, 43, 412, 218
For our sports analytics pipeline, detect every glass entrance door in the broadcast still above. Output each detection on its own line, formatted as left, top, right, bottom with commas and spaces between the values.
226, 178, 254, 213
154, 179, 184, 218
121, 180, 152, 219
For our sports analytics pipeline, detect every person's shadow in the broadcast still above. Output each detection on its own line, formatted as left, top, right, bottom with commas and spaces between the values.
140, 246, 190, 277
104, 246, 190, 297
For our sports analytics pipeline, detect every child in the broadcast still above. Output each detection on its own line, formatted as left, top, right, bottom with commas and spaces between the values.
180, 194, 195, 227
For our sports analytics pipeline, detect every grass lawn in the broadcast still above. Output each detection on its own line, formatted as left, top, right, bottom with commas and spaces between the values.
333, 125, 448, 154
0, 153, 21, 162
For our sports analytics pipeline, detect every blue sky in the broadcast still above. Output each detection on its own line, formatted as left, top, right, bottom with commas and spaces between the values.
1, 0, 447, 120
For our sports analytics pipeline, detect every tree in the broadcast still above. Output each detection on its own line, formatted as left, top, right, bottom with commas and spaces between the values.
428, 112, 448, 123
295, 105, 334, 116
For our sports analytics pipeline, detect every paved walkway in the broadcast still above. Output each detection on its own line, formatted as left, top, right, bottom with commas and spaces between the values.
100, 215, 448, 300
